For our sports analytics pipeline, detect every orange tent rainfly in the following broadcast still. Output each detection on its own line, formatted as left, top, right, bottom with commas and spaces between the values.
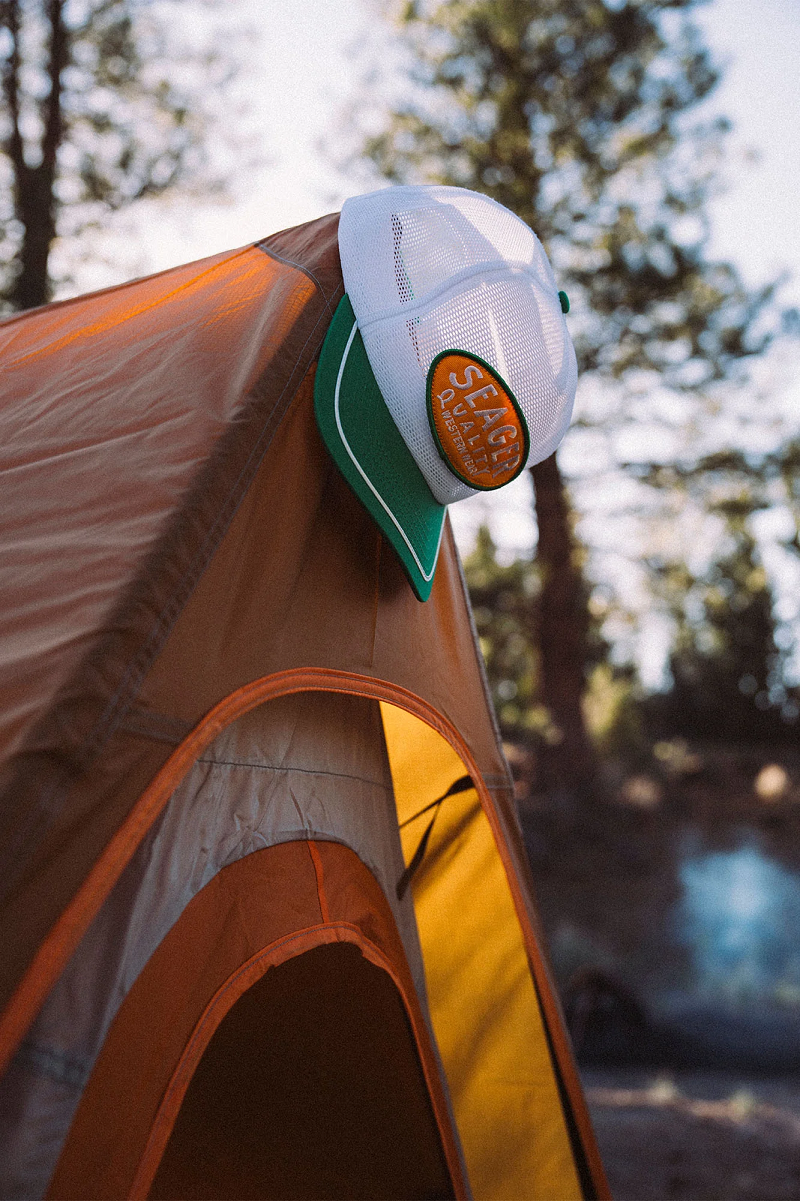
0, 185, 609, 1200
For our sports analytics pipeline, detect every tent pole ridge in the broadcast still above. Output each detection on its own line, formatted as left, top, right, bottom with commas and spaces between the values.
84, 316, 329, 757
256, 239, 344, 314
0, 219, 344, 902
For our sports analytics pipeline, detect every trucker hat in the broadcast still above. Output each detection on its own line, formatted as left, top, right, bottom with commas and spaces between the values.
314, 184, 577, 601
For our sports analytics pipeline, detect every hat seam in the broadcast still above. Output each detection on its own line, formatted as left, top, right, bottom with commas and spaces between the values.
352, 260, 555, 333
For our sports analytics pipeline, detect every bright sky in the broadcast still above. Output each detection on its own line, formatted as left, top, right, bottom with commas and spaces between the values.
698, 0, 800, 304
76, 0, 800, 308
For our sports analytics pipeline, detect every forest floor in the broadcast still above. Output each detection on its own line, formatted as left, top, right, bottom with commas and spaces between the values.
584, 1069, 800, 1201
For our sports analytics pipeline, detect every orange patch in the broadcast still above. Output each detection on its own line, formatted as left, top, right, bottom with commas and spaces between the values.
426, 352, 529, 491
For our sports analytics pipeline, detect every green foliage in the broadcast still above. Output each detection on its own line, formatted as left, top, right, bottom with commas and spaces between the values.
635, 441, 800, 739
583, 662, 646, 758
463, 525, 545, 740
359, 0, 787, 761
0, 0, 229, 309
465, 525, 640, 753
649, 490, 798, 740
362, 0, 773, 389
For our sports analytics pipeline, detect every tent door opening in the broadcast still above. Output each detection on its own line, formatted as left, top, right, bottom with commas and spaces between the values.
148, 942, 454, 1201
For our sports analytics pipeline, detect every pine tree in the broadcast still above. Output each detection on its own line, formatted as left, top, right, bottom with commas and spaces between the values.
655, 498, 789, 740
359, 0, 773, 786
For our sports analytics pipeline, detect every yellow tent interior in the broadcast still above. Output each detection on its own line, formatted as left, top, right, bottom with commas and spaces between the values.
0, 212, 609, 1200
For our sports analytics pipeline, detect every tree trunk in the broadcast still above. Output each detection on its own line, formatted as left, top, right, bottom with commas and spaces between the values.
9, 166, 58, 310
4, 0, 67, 311
530, 452, 597, 792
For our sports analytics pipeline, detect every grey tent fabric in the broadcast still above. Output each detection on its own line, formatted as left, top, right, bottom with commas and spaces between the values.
0, 691, 433, 1198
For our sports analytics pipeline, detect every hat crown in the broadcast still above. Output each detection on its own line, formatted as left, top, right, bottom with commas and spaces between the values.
339, 185, 577, 505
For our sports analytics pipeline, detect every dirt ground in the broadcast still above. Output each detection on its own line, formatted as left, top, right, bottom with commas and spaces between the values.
584, 1069, 800, 1201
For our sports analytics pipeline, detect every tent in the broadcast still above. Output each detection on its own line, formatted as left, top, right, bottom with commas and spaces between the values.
0, 211, 609, 1200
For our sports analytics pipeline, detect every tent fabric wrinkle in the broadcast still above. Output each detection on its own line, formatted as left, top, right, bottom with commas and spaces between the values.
0, 243, 319, 771
0, 207, 609, 1200
0, 217, 344, 986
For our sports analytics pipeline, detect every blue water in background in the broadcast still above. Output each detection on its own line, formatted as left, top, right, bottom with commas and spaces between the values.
677, 840, 800, 1006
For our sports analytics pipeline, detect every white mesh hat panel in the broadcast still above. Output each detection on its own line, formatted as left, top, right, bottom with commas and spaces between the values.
366, 273, 576, 504
338, 185, 577, 504
340, 185, 539, 322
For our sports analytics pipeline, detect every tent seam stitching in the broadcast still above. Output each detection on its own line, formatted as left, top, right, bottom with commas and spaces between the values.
194, 759, 391, 789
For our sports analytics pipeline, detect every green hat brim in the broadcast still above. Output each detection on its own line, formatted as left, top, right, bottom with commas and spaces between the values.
314, 294, 445, 602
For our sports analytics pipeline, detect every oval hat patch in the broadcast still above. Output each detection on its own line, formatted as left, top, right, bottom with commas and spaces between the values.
426, 351, 530, 491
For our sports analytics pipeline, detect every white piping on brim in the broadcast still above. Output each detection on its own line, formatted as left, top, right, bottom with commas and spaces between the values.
335, 319, 444, 584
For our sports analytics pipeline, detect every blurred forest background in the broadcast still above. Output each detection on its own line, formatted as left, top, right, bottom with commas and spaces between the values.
2, 1, 800, 1195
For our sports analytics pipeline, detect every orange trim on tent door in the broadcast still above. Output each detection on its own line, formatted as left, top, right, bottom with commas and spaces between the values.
129, 923, 461, 1200
0, 666, 607, 1199
47, 840, 466, 1201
